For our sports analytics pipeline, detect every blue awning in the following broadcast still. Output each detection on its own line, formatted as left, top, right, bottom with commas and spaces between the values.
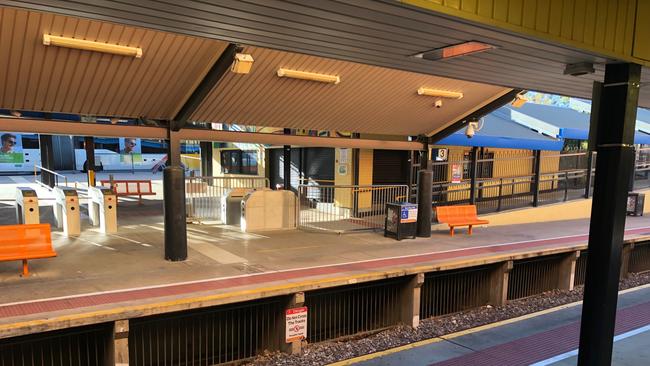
435, 111, 564, 151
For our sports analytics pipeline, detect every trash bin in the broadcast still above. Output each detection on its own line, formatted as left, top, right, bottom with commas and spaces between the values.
627, 192, 645, 216
384, 202, 418, 240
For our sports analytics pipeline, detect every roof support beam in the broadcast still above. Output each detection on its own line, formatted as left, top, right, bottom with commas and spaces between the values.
171, 43, 240, 131
0, 117, 422, 150
177, 128, 423, 150
0, 118, 167, 139
429, 89, 523, 144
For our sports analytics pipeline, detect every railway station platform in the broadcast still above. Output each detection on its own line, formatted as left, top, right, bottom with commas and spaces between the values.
1, 197, 650, 339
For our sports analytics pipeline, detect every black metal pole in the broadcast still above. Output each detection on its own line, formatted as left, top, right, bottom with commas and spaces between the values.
84, 136, 96, 186
584, 151, 594, 198
39, 134, 55, 188
532, 150, 541, 207
200, 141, 213, 176
163, 131, 187, 261
468, 146, 479, 205
416, 170, 432, 237
283, 128, 291, 190
578, 64, 641, 366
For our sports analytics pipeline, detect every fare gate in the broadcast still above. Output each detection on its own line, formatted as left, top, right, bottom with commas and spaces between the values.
15, 187, 39, 224
53, 186, 80, 236
87, 186, 117, 233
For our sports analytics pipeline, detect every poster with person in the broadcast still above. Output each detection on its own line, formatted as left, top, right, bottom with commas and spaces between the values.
119, 137, 143, 163
0, 132, 24, 164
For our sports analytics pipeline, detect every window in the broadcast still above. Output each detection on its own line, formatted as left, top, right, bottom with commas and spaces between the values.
221, 150, 258, 175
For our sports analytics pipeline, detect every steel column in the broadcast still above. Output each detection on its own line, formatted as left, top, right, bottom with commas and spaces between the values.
532, 150, 542, 206
283, 128, 291, 190
163, 130, 187, 261
578, 64, 641, 366
200, 141, 213, 176
584, 151, 594, 198
84, 136, 96, 187
38, 134, 55, 188
468, 146, 479, 205
416, 170, 432, 237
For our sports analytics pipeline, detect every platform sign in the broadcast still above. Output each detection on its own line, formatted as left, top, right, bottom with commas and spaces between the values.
400, 204, 418, 223
285, 306, 308, 343
451, 163, 462, 183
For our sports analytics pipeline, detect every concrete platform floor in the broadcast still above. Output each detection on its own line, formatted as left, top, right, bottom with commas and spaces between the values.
1, 196, 650, 331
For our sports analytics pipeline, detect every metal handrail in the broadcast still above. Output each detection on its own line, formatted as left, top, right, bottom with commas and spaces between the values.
34, 165, 68, 187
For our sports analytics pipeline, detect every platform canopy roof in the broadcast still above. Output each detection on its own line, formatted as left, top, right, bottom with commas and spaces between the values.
0, 6, 512, 137
4, 0, 650, 109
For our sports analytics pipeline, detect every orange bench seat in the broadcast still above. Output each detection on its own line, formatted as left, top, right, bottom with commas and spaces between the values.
0, 224, 56, 276
436, 205, 489, 236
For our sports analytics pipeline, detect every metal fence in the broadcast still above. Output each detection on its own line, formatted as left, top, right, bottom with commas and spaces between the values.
426, 150, 606, 215
297, 184, 409, 233
420, 265, 493, 319
305, 277, 404, 343
0, 323, 112, 366
185, 176, 269, 222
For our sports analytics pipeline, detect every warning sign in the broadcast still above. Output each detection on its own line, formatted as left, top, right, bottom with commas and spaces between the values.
285, 307, 308, 343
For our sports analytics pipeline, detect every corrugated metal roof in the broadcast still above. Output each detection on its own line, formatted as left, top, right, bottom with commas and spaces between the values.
0, 7, 229, 119
192, 46, 510, 136
5, 1, 650, 108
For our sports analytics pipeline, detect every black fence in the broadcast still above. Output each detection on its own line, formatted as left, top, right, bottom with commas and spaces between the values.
423, 149, 650, 216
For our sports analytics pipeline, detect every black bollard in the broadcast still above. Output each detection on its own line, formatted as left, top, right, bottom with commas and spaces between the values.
416, 170, 432, 237
163, 166, 187, 261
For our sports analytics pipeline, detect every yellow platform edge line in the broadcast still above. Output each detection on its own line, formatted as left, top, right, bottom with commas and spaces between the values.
328, 283, 650, 366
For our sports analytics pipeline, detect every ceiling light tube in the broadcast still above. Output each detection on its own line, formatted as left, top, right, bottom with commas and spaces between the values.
277, 68, 340, 84
417, 87, 463, 99
43, 34, 143, 58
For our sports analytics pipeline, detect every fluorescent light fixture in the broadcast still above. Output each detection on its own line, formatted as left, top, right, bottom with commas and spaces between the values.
43, 34, 143, 58
231, 53, 254, 74
277, 68, 340, 84
417, 87, 463, 99
413, 41, 495, 61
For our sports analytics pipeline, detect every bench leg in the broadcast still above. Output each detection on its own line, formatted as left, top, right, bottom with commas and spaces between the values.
468, 225, 473, 235
449, 226, 454, 236
21, 259, 29, 277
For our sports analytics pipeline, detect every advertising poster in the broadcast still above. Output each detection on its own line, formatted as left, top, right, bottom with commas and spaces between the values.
119, 137, 143, 163
451, 163, 462, 183
0, 132, 24, 164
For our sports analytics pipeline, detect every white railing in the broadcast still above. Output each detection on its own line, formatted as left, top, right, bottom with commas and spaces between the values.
185, 176, 270, 222
297, 184, 409, 233
34, 165, 68, 189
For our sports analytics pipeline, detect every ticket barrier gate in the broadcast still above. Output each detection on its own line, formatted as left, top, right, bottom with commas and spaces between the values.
88, 186, 117, 233
15, 187, 39, 224
53, 187, 80, 236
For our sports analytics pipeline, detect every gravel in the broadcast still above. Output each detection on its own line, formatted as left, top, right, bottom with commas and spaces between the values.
246, 271, 650, 366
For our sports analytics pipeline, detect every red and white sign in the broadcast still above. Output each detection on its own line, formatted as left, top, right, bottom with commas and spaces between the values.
451, 163, 463, 183
285, 306, 308, 343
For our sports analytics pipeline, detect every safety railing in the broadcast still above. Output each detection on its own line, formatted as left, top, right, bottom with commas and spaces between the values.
297, 184, 409, 233
33, 165, 68, 189
185, 176, 269, 222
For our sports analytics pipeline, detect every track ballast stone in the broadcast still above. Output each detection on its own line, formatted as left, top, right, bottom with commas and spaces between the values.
246, 272, 650, 366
